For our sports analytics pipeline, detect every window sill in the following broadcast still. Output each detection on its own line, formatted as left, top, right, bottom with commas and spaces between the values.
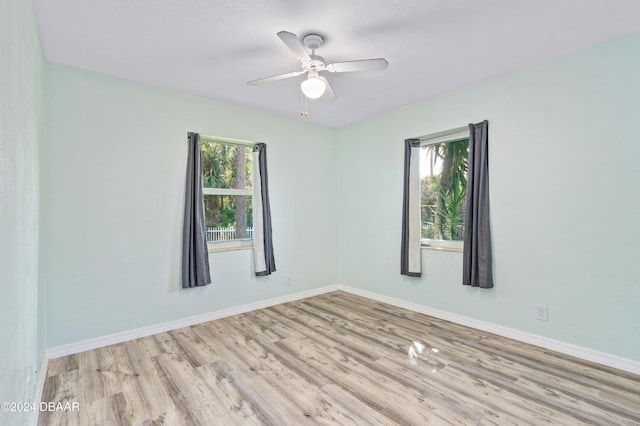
421, 239, 463, 253
207, 240, 253, 253
208, 246, 253, 253
421, 245, 463, 253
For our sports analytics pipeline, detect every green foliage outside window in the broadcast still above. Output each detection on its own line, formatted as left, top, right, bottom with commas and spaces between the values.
421, 138, 469, 241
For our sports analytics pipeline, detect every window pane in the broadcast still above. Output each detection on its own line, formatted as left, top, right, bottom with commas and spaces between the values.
204, 194, 253, 242
420, 138, 469, 241
201, 141, 252, 190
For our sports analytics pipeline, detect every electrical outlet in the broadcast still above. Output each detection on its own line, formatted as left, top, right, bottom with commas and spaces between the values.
286, 275, 293, 286
536, 304, 548, 321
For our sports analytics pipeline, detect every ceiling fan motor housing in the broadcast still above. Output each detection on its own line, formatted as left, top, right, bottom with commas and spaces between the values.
304, 55, 326, 72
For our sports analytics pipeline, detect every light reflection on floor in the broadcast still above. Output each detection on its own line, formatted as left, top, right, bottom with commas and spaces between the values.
408, 340, 442, 373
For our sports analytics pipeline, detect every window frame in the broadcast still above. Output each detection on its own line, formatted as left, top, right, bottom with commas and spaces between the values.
417, 126, 470, 252
200, 135, 256, 252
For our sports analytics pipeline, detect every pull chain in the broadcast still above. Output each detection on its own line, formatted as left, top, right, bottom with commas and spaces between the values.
300, 89, 309, 117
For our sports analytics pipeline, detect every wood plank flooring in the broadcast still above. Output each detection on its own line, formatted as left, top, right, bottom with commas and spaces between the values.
39, 291, 640, 425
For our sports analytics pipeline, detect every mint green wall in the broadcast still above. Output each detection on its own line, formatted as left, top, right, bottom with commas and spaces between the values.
43, 64, 338, 347
336, 34, 640, 361
0, 0, 45, 424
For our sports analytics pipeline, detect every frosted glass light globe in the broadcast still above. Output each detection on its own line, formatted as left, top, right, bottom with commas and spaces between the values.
301, 76, 327, 99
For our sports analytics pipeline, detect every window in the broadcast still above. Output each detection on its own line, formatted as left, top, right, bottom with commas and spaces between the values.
201, 139, 253, 249
419, 129, 469, 250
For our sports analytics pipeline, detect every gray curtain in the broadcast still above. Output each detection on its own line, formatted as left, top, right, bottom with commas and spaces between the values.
252, 143, 276, 276
401, 138, 422, 277
181, 132, 211, 288
463, 120, 493, 288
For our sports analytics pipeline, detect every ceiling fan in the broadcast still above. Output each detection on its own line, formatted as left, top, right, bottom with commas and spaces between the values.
247, 31, 388, 101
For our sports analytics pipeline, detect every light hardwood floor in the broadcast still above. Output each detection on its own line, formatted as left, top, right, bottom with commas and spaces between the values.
40, 291, 640, 425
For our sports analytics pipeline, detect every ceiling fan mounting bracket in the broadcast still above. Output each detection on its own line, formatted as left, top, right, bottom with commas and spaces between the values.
303, 34, 324, 51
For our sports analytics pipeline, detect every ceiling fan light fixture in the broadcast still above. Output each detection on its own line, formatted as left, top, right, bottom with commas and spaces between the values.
301, 75, 326, 99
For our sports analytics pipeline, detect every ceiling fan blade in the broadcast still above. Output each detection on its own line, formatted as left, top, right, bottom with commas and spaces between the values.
326, 58, 388, 73
319, 76, 336, 102
277, 31, 311, 63
247, 70, 305, 86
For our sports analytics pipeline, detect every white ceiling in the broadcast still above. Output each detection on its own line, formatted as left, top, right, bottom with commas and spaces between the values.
34, 0, 640, 128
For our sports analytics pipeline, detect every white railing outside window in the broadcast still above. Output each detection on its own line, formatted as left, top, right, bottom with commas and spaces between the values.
206, 226, 254, 242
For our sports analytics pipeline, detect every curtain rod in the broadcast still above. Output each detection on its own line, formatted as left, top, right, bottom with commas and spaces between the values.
417, 125, 469, 143
193, 133, 257, 147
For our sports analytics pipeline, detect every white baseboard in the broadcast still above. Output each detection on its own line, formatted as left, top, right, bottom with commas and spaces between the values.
337, 284, 640, 375
46, 283, 640, 376
47, 284, 341, 359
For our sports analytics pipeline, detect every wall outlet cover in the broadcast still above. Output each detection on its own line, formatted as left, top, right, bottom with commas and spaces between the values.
536, 304, 548, 321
